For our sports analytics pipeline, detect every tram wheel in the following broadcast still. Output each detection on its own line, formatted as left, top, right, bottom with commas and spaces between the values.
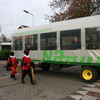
80, 67, 98, 83
52, 64, 63, 71
41, 63, 51, 71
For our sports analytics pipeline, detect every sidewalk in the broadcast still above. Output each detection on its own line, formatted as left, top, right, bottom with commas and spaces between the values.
0, 60, 100, 100
63, 80, 100, 100
0, 74, 100, 100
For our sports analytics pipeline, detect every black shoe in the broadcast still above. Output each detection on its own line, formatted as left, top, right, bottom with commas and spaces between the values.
10, 75, 14, 78
14, 77, 16, 80
22, 81, 25, 84
10, 75, 15, 79
31, 81, 35, 85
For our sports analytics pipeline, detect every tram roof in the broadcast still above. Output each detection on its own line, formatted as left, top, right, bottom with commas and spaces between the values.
13, 15, 100, 36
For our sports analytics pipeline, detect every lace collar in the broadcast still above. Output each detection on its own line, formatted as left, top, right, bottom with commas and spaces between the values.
24, 55, 30, 58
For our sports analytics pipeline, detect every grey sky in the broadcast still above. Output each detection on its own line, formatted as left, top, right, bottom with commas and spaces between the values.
0, 0, 53, 38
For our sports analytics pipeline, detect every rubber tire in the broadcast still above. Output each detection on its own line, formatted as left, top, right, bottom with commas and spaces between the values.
41, 63, 51, 71
80, 67, 98, 83
52, 64, 63, 71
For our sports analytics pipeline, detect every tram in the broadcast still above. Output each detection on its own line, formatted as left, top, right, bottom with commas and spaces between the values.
12, 15, 100, 83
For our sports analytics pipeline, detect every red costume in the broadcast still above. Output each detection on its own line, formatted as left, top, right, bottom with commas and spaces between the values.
21, 49, 35, 85
4, 51, 18, 79
21, 55, 33, 70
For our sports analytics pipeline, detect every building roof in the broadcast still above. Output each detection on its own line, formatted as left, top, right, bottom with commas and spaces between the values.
0, 42, 11, 45
18, 25, 29, 29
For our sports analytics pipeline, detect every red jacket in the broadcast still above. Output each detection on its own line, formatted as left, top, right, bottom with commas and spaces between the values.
6, 56, 18, 68
21, 55, 33, 70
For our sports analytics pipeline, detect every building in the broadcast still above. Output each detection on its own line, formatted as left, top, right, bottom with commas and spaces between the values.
0, 43, 11, 50
18, 25, 29, 29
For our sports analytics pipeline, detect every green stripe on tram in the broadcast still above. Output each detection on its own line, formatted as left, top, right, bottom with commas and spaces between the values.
17, 50, 100, 67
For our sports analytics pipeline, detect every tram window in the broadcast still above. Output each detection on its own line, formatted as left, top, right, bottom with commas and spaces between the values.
40, 32, 57, 50
25, 34, 38, 50
60, 29, 81, 50
13, 36, 23, 50
86, 27, 100, 50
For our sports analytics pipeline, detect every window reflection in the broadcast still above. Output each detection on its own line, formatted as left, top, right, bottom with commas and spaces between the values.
86, 27, 100, 49
60, 29, 81, 50
13, 36, 23, 50
25, 34, 38, 50
40, 32, 57, 50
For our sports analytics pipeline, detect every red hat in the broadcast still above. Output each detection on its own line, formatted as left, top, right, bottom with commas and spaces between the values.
24, 49, 30, 53
10, 51, 14, 53
10, 51, 14, 55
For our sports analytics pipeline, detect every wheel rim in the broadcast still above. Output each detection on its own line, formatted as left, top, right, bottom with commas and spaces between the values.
82, 70, 93, 80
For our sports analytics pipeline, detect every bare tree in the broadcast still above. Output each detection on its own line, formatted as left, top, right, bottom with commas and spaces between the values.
0, 34, 11, 42
46, 0, 100, 22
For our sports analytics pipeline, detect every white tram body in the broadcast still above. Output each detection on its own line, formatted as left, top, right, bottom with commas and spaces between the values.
12, 15, 100, 82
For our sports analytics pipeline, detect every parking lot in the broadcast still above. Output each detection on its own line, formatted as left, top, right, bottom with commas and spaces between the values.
0, 61, 100, 100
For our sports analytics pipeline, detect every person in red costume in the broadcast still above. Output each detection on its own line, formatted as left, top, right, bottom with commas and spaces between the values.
4, 51, 18, 80
21, 49, 35, 85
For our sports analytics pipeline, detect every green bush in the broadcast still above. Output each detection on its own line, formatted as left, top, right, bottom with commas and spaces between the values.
0, 49, 10, 60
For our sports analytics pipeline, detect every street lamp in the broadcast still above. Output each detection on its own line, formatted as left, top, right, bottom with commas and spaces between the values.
23, 10, 34, 26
